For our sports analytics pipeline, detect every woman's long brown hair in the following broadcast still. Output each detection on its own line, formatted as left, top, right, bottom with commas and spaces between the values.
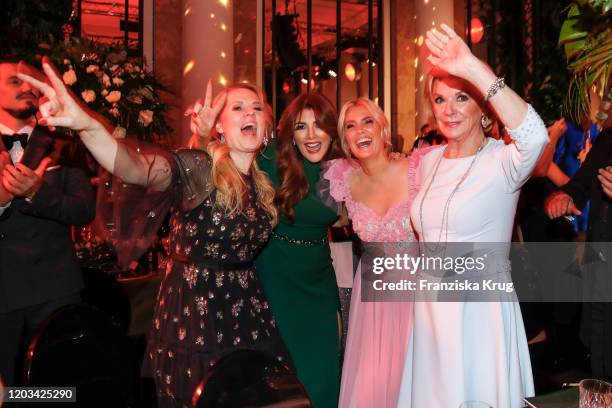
275, 93, 341, 221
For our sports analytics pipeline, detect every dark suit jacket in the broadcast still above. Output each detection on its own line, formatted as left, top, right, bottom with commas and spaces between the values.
0, 126, 96, 312
561, 127, 612, 242
559, 126, 612, 375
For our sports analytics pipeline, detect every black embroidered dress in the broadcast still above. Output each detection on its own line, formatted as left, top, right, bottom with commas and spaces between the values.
102, 147, 291, 408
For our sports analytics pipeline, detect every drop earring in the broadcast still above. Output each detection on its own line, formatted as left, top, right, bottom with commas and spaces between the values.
480, 114, 493, 132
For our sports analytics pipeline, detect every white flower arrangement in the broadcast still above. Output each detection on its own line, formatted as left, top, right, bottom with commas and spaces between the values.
48, 38, 171, 142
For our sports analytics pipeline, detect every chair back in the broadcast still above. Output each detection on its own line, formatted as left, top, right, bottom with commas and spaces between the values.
193, 350, 311, 408
23, 304, 135, 407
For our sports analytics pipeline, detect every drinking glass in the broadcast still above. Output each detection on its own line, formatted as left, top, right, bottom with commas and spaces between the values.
579, 379, 612, 408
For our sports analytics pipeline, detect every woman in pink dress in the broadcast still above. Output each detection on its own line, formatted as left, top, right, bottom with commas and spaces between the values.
321, 98, 427, 407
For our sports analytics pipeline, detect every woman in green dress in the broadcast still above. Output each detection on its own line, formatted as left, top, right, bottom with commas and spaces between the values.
255, 93, 343, 407
187, 89, 343, 406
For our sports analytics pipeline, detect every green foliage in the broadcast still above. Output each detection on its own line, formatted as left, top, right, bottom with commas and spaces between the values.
531, 2, 572, 124
559, 4, 587, 61
0, 0, 73, 57
532, 53, 571, 125
559, 0, 612, 122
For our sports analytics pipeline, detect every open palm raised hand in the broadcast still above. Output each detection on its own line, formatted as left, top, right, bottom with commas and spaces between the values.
17, 57, 98, 133
424, 24, 475, 78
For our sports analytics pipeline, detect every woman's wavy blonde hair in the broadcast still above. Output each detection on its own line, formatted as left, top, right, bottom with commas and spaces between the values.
206, 83, 277, 225
337, 97, 392, 159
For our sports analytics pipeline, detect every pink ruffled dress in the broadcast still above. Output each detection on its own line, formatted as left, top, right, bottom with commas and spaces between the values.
321, 152, 426, 408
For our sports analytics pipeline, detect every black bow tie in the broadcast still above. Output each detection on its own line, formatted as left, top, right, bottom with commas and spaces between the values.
2, 133, 29, 150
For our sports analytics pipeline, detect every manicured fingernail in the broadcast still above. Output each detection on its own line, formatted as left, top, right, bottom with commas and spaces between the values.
39, 119, 47, 125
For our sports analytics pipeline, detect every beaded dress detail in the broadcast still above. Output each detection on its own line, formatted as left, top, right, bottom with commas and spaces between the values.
101, 146, 292, 408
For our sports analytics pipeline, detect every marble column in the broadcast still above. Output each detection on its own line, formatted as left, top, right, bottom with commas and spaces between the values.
391, 0, 417, 151
181, 0, 235, 141
414, 0, 455, 136
233, 0, 258, 85
154, 0, 183, 146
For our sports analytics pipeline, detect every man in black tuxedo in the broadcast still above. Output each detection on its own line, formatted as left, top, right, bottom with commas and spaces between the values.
0, 57, 96, 386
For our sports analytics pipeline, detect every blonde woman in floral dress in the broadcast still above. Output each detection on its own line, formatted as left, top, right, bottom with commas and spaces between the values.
20, 60, 292, 408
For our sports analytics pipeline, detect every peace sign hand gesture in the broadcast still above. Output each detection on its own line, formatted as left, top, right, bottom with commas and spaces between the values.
185, 80, 227, 138
424, 24, 476, 78
17, 57, 98, 133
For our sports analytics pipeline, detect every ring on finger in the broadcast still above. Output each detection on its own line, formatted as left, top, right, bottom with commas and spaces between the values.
50, 99, 61, 113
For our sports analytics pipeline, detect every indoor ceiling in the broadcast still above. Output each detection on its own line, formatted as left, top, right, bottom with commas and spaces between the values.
266, 0, 376, 60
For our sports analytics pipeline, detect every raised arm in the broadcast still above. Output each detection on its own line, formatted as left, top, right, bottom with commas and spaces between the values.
426, 24, 549, 190
425, 24, 527, 128
18, 59, 171, 190
546, 162, 570, 187
544, 130, 612, 218
532, 119, 567, 177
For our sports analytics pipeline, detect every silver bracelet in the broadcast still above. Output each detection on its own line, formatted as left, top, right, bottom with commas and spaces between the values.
484, 77, 505, 101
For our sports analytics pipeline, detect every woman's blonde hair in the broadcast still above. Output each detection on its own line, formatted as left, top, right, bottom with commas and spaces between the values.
337, 97, 392, 158
206, 83, 277, 225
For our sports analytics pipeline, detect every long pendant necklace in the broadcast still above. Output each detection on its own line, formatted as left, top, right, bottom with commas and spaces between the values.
418, 138, 488, 254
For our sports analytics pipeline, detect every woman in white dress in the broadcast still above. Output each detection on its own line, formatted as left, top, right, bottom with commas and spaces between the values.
397, 25, 548, 407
